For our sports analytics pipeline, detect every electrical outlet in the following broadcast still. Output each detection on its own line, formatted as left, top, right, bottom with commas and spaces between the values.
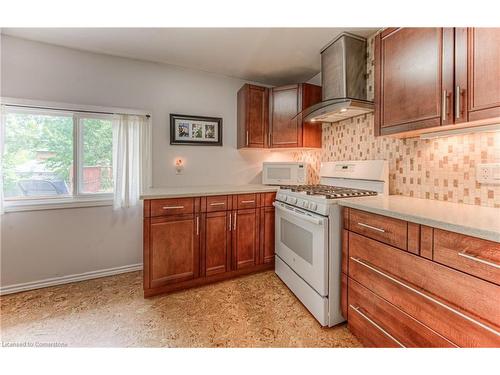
476, 163, 500, 185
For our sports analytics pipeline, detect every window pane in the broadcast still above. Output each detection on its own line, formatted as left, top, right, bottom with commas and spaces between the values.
2, 111, 73, 199
81, 118, 113, 194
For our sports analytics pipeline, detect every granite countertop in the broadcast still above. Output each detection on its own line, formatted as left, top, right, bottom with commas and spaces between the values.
338, 195, 500, 243
140, 184, 279, 200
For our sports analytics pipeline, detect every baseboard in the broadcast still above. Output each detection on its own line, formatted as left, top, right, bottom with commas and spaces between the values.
0, 263, 143, 296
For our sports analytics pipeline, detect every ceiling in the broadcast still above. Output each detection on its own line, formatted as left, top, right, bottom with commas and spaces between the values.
1, 28, 378, 85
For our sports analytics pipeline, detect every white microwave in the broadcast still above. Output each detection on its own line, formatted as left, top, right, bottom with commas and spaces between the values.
262, 162, 308, 185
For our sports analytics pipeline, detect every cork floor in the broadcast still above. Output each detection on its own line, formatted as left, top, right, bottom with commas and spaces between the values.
0, 270, 361, 347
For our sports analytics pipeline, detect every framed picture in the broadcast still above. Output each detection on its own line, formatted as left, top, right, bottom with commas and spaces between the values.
170, 114, 223, 146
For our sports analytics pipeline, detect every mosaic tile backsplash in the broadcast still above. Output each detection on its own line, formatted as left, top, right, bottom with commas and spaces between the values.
292, 115, 500, 208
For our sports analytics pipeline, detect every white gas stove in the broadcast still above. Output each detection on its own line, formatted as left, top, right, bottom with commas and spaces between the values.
273, 160, 388, 327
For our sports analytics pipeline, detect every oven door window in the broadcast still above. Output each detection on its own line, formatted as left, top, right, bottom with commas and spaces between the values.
280, 219, 313, 264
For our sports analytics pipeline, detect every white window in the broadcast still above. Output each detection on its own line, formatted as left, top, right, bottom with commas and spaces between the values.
2, 107, 115, 209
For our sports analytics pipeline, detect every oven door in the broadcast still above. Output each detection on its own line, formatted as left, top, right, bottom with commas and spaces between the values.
274, 201, 328, 296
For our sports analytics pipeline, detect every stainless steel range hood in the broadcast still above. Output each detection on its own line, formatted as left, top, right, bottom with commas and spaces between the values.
302, 32, 373, 123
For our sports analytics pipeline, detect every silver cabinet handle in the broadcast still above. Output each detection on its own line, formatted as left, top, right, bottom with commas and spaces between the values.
196, 216, 199, 236
233, 212, 237, 231
455, 86, 461, 119
163, 205, 184, 210
442, 90, 448, 121
241, 200, 255, 204
246, 130, 249, 146
350, 256, 500, 337
268, 132, 272, 147
210, 202, 225, 206
357, 222, 385, 233
349, 304, 405, 347
228, 213, 232, 231
458, 251, 500, 269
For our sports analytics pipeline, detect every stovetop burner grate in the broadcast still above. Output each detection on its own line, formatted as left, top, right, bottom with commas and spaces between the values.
279, 184, 377, 199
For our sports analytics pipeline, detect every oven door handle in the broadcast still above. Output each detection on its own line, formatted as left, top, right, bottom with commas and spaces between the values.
273, 202, 324, 225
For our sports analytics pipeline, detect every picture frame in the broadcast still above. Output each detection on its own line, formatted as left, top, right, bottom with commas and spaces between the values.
170, 114, 223, 146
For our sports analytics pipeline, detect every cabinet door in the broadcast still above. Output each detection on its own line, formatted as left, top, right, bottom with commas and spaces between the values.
237, 84, 269, 148
203, 211, 231, 276
260, 206, 275, 264
271, 84, 300, 147
460, 28, 500, 121
375, 28, 454, 135
232, 208, 259, 269
149, 214, 200, 288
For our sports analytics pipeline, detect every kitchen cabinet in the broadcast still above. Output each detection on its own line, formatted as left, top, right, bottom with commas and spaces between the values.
143, 191, 276, 297
270, 83, 322, 148
237, 83, 322, 149
237, 84, 269, 148
202, 211, 231, 276
232, 208, 259, 270
455, 28, 500, 122
375, 27, 500, 136
343, 207, 500, 347
260, 206, 275, 264
374, 28, 454, 135
149, 214, 200, 288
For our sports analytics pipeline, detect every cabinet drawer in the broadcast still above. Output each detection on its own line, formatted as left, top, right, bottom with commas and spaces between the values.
349, 209, 407, 250
348, 278, 456, 347
206, 195, 229, 212
234, 193, 258, 209
434, 229, 500, 285
151, 198, 195, 217
348, 231, 500, 347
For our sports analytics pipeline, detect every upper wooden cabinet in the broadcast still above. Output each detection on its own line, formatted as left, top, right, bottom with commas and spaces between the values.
237, 84, 269, 148
456, 28, 500, 122
375, 27, 500, 136
237, 83, 322, 148
270, 83, 322, 148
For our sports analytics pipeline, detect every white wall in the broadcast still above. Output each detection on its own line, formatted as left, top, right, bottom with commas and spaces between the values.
0, 35, 295, 291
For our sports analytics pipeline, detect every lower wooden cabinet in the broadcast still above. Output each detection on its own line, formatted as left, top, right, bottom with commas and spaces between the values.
202, 211, 231, 277
342, 207, 500, 348
149, 214, 200, 288
143, 192, 276, 297
232, 208, 259, 270
260, 206, 275, 264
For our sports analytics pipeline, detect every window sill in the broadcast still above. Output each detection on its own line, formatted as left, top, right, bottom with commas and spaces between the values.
3, 196, 113, 213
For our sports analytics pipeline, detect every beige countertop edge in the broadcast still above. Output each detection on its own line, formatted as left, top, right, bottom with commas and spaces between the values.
139, 185, 279, 200
337, 197, 500, 243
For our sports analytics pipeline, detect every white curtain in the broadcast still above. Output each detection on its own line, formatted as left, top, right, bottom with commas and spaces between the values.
0, 105, 5, 215
112, 114, 152, 209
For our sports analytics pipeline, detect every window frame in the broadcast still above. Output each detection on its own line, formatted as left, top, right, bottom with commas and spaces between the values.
2, 107, 115, 212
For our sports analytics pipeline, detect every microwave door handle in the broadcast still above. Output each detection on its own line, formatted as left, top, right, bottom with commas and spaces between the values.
273, 202, 323, 225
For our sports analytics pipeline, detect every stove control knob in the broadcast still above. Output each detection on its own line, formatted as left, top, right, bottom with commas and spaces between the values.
301, 200, 308, 208
289, 197, 297, 204
282, 195, 288, 202
309, 202, 317, 211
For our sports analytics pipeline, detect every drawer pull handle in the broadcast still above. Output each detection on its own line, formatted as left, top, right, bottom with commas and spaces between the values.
241, 200, 255, 204
458, 251, 500, 269
162, 205, 184, 210
350, 256, 500, 337
210, 202, 225, 206
349, 305, 405, 348
357, 222, 385, 233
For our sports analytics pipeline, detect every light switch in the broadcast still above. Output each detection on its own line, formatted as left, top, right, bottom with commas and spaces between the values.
476, 163, 500, 185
